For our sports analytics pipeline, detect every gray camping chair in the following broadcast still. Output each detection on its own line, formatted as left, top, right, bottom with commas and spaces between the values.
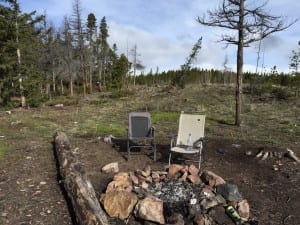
127, 112, 156, 161
169, 112, 206, 169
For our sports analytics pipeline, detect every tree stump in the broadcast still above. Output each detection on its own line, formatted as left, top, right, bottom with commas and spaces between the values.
53, 131, 109, 225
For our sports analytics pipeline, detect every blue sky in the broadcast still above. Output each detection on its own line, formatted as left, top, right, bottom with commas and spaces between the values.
19, 0, 299, 74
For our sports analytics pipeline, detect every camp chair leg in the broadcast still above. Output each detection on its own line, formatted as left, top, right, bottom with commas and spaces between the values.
198, 147, 202, 169
168, 152, 172, 167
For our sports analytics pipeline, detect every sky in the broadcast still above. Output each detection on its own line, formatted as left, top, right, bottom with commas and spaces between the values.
19, 0, 300, 74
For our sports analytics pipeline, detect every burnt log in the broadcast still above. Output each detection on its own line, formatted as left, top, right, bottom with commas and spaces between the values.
54, 131, 109, 225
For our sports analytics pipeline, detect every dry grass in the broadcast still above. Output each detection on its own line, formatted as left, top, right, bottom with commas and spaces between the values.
0, 83, 299, 161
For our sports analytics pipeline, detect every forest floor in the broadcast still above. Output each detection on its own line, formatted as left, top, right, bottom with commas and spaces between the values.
0, 84, 299, 225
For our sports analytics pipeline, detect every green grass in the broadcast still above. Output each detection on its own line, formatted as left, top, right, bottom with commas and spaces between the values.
0, 144, 14, 161
0, 83, 298, 152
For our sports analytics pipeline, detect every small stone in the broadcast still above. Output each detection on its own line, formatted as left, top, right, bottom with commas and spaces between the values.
188, 174, 201, 184
194, 214, 214, 225
1, 212, 7, 217
188, 164, 199, 176
232, 144, 241, 148
245, 151, 252, 156
200, 170, 226, 187
102, 162, 119, 174
200, 197, 219, 210
141, 181, 149, 189
142, 165, 151, 177
129, 172, 139, 185
238, 199, 250, 221
40, 181, 47, 185
273, 165, 279, 171
46, 210, 51, 214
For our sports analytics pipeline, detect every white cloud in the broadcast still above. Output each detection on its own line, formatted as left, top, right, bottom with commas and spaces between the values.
19, 0, 299, 74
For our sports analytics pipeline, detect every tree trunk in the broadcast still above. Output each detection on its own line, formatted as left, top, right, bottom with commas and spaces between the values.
61, 79, 64, 95
81, 54, 86, 97
235, 0, 244, 127
52, 71, 56, 93
53, 131, 109, 225
70, 78, 73, 97
89, 66, 93, 94
98, 61, 102, 91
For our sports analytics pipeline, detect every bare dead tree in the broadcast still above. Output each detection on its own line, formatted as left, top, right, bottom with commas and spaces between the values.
197, 0, 298, 126
130, 44, 144, 87
71, 0, 86, 97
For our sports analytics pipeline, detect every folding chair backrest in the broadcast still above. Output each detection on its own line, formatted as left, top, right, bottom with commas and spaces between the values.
176, 113, 205, 145
128, 112, 152, 139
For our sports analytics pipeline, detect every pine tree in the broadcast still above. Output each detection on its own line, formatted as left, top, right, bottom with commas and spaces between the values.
0, 0, 44, 106
97, 16, 109, 90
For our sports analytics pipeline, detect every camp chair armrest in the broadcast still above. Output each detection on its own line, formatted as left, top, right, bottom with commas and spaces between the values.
193, 136, 207, 147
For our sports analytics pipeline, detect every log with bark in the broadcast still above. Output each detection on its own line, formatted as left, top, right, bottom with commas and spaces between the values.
53, 131, 109, 225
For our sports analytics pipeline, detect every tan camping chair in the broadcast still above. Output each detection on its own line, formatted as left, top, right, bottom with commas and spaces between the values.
127, 112, 156, 161
169, 112, 206, 169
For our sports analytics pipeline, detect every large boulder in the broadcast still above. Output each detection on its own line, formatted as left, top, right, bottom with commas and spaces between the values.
135, 196, 165, 224
101, 190, 138, 220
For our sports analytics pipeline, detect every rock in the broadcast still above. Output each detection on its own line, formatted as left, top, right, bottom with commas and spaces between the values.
168, 164, 184, 179
101, 162, 119, 173
129, 172, 139, 185
141, 181, 149, 189
200, 170, 226, 187
201, 186, 215, 198
215, 194, 227, 205
216, 183, 242, 202
245, 151, 253, 156
188, 174, 201, 184
135, 196, 165, 224
189, 164, 199, 176
151, 171, 160, 182
142, 165, 151, 177
232, 144, 241, 149
180, 165, 189, 174
193, 214, 214, 225
54, 103, 64, 108
209, 206, 234, 225
102, 190, 138, 220
238, 199, 250, 221
200, 197, 220, 210
113, 172, 129, 181
286, 148, 300, 163
106, 177, 132, 193
166, 213, 184, 225
145, 175, 153, 183
178, 171, 188, 182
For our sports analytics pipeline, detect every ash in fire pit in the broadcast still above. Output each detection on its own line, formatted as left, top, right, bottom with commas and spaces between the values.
100, 163, 255, 225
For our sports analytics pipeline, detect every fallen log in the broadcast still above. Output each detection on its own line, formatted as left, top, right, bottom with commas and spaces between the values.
54, 131, 109, 225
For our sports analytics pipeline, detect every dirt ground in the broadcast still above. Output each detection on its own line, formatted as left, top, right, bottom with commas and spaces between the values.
0, 132, 299, 225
